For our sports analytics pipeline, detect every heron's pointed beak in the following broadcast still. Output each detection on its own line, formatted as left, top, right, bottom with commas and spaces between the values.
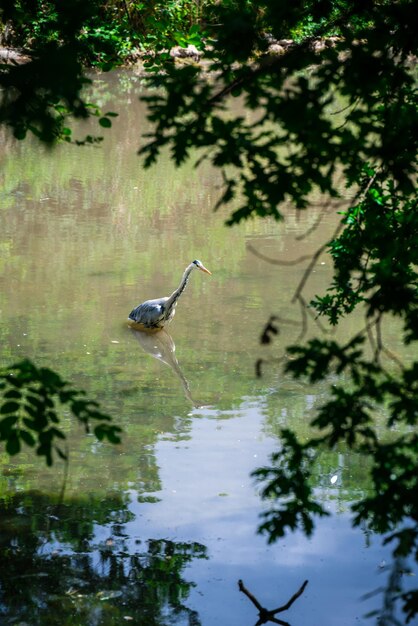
199, 265, 212, 275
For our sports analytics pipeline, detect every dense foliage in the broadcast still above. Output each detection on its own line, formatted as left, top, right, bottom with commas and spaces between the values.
1, 0, 418, 622
0, 0, 216, 141
0, 359, 121, 465
139, 1, 418, 621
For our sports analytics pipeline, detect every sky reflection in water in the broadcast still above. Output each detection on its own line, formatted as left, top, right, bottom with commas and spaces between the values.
0, 69, 415, 625
128, 402, 393, 626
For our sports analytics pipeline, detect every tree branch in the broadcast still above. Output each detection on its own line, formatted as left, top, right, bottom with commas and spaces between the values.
238, 578, 309, 626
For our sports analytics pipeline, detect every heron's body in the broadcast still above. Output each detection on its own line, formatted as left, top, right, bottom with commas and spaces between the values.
128, 260, 211, 331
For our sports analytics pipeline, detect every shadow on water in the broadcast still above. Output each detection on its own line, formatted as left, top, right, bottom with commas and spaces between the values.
0, 490, 207, 626
128, 328, 203, 408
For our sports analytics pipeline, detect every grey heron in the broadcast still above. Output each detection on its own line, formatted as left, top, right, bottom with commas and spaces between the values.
128, 260, 211, 331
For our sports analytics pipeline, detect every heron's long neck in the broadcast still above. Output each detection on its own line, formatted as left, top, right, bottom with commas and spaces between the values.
164, 264, 194, 317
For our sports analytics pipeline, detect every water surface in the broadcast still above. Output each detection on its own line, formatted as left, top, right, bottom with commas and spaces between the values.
0, 69, 413, 625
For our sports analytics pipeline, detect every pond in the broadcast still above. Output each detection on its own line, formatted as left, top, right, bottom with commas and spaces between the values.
0, 69, 414, 626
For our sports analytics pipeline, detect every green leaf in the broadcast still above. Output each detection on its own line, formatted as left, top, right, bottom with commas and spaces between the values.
20, 430, 36, 447
4, 389, 22, 399
0, 415, 18, 437
55, 446, 68, 460
14, 127, 27, 141
39, 367, 63, 388
99, 117, 112, 128
6, 432, 21, 455
1, 401, 20, 414
49, 427, 66, 440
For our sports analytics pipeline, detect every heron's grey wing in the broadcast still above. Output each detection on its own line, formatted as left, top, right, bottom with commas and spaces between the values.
128, 298, 167, 327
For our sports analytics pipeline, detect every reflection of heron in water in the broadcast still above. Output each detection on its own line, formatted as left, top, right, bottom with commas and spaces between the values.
129, 328, 201, 407
128, 260, 211, 332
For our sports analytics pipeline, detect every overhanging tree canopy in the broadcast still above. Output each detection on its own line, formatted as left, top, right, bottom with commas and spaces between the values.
139, 2, 418, 620
1, 0, 418, 621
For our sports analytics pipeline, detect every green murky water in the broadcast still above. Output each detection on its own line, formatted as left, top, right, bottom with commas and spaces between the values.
0, 70, 413, 626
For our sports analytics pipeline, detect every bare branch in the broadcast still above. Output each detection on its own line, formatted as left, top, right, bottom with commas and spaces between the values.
334, 98, 361, 131
238, 579, 264, 612
295, 172, 347, 242
272, 579, 309, 614
294, 205, 331, 241
239, 578, 309, 625
374, 314, 383, 363
291, 170, 378, 306
247, 243, 313, 266
366, 317, 377, 354
293, 294, 308, 343
291, 241, 330, 304
330, 96, 361, 116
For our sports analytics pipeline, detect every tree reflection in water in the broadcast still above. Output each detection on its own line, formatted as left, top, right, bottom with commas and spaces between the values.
0, 490, 206, 625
